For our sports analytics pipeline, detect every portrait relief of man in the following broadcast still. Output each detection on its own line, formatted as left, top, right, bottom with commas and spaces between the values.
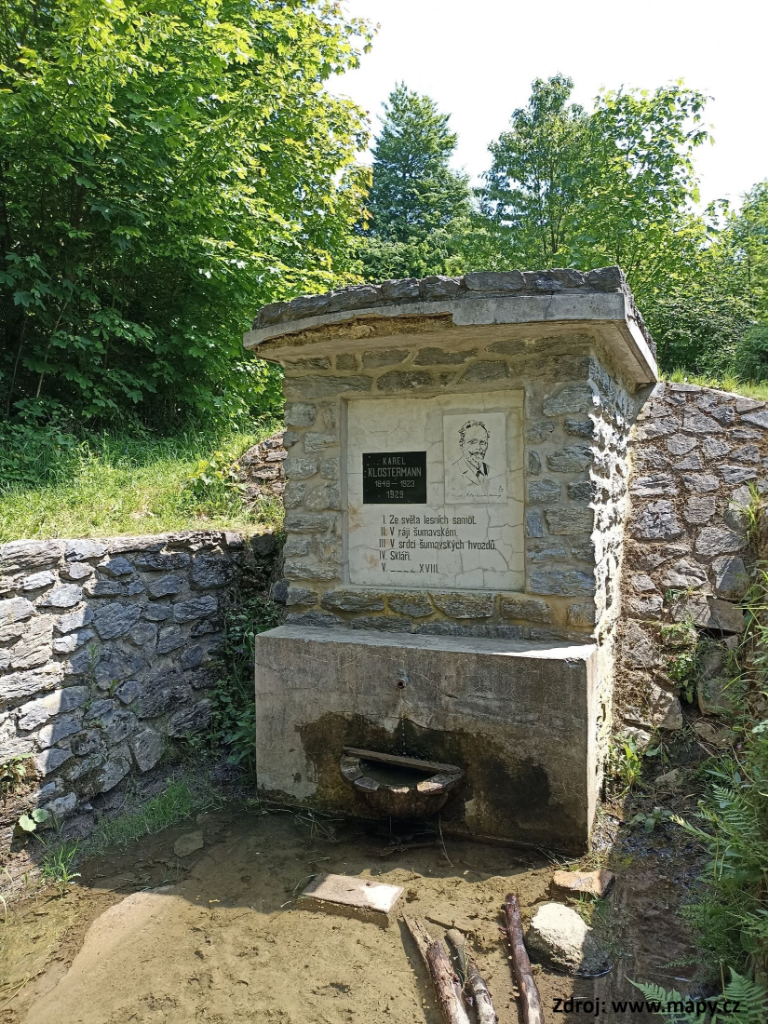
443, 411, 507, 503
455, 420, 491, 484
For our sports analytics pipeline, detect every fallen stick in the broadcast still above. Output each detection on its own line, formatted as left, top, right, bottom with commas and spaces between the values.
466, 959, 499, 1024
502, 894, 544, 1024
446, 929, 498, 1024
403, 915, 471, 1024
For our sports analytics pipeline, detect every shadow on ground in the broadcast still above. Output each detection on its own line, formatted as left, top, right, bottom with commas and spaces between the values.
0, 779, 706, 1024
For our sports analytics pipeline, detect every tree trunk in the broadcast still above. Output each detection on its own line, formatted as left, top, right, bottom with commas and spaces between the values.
502, 894, 544, 1024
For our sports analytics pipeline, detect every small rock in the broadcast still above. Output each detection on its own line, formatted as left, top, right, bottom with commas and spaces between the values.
174, 831, 204, 858
694, 720, 736, 749
655, 768, 682, 790
525, 903, 609, 976
697, 675, 730, 715
38, 584, 82, 609
551, 869, 615, 898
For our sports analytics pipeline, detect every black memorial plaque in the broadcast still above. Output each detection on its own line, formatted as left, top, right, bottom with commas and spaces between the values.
362, 451, 427, 504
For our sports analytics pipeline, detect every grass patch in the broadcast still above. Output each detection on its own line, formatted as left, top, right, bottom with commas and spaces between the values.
663, 369, 768, 400
0, 419, 284, 542
83, 781, 220, 856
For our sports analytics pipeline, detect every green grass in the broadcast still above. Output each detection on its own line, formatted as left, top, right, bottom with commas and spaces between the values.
83, 780, 220, 856
0, 419, 284, 543
663, 369, 768, 400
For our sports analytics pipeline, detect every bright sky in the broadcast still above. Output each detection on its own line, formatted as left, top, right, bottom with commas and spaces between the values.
336, 0, 768, 210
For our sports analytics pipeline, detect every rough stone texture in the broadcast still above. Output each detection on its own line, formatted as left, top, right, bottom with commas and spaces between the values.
265, 329, 639, 685
525, 902, 610, 976
616, 382, 768, 740
551, 869, 615, 898
0, 530, 276, 831
250, 266, 655, 358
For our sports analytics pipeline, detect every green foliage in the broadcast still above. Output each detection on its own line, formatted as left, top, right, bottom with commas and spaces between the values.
0, 417, 282, 541
16, 808, 50, 833
366, 83, 471, 243
40, 841, 81, 890
661, 619, 701, 703
729, 182, 768, 318
669, 527, 768, 985
85, 781, 215, 855
733, 326, 768, 384
185, 449, 246, 506
607, 736, 643, 794
647, 291, 757, 379
354, 83, 471, 280
478, 75, 708, 307
0, 752, 34, 795
212, 591, 282, 777
0, 0, 370, 427
632, 972, 768, 1023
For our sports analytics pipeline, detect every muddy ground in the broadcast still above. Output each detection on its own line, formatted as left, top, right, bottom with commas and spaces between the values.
0, 781, 704, 1024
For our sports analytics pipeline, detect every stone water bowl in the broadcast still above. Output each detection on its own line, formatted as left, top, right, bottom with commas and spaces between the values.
340, 746, 464, 818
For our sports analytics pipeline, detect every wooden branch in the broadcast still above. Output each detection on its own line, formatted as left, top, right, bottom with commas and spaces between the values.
502, 894, 544, 1024
403, 915, 471, 1024
403, 913, 434, 969
466, 959, 499, 1024
447, 928, 498, 1024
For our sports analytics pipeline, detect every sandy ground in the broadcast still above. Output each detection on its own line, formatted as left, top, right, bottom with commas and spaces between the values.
1, 805, 699, 1024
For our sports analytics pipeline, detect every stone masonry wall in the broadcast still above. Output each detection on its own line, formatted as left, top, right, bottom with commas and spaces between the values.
0, 530, 275, 837
270, 332, 643, 651
616, 382, 768, 741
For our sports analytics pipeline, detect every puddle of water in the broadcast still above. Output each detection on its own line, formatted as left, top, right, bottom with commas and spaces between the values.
360, 760, 435, 787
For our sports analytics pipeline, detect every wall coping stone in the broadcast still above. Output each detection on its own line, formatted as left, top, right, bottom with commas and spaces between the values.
244, 267, 657, 386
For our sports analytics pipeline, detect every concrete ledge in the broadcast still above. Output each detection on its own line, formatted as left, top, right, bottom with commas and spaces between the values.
254, 626, 599, 853
244, 293, 657, 387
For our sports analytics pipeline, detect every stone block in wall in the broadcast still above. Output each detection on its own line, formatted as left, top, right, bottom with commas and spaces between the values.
529, 570, 594, 597
631, 500, 684, 540
672, 595, 745, 634
695, 527, 745, 557
167, 699, 212, 738
320, 590, 384, 613
387, 593, 434, 618
542, 383, 597, 416
1, 664, 64, 710
544, 508, 594, 535
173, 595, 217, 622
65, 540, 108, 561
500, 596, 552, 624
660, 559, 708, 590
712, 555, 749, 600
624, 681, 683, 731
9, 616, 53, 670
547, 445, 592, 473
284, 457, 319, 480
190, 554, 235, 589
285, 375, 371, 399
132, 726, 164, 772
93, 602, 142, 640
431, 593, 496, 618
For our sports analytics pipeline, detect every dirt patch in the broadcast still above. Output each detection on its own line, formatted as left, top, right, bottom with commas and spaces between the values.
1, 803, 700, 1024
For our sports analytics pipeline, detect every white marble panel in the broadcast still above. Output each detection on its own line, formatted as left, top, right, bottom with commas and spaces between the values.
346, 392, 524, 590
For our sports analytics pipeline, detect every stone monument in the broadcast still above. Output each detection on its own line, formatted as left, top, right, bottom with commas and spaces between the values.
245, 269, 657, 853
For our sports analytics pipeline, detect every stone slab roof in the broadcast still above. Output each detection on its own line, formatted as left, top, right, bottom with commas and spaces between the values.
244, 267, 658, 386
249, 267, 653, 349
